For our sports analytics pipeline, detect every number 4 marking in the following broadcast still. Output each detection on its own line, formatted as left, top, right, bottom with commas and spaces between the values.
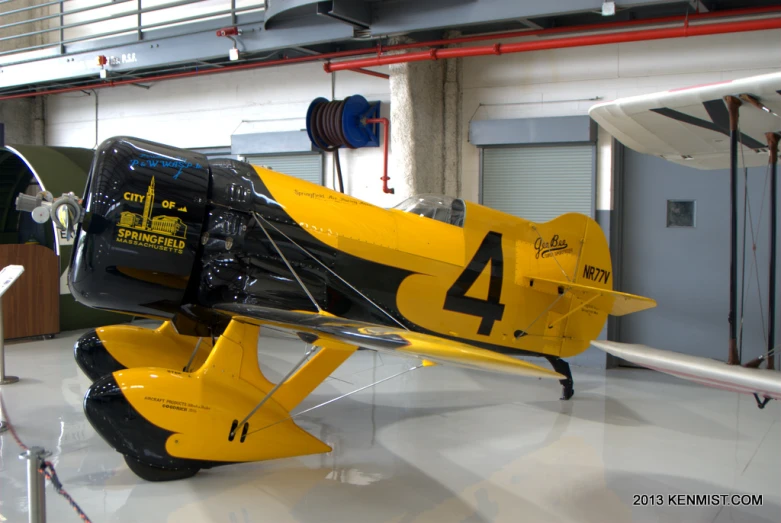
443, 231, 505, 336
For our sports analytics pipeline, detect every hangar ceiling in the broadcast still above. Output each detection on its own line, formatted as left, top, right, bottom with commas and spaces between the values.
0, 0, 778, 98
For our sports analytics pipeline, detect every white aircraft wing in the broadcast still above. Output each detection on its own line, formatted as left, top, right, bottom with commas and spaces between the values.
588, 72, 781, 170
593, 341, 781, 400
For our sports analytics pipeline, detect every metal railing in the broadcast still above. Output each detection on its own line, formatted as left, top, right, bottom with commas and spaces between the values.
0, 0, 266, 61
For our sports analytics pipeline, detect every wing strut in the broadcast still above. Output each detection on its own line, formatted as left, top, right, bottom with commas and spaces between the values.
182, 337, 203, 373
231, 345, 318, 438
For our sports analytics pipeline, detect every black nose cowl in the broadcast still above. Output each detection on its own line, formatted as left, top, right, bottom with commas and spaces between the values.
84, 374, 223, 477
74, 330, 125, 381
84, 374, 171, 466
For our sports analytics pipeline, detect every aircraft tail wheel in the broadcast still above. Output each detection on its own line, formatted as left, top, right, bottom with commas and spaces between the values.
123, 455, 200, 482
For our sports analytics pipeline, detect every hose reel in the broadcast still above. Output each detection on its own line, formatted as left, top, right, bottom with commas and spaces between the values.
306, 95, 392, 194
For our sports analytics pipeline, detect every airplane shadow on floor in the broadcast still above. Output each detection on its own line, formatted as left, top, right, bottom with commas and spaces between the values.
97, 411, 780, 523
19, 370, 774, 523
524, 394, 746, 441
17, 345, 763, 522
57, 373, 577, 522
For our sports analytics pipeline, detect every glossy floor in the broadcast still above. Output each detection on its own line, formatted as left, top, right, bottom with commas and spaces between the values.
0, 326, 779, 523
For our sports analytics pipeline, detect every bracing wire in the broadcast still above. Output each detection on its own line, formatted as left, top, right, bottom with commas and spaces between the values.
253, 212, 409, 330
252, 212, 322, 313
737, 129, 771, 362
233, 345, 319, 436
246, 364, 424, 438
530, 225, 572, 282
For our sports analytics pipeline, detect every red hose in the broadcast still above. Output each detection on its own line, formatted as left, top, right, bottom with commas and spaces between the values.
366, 117, 392, 194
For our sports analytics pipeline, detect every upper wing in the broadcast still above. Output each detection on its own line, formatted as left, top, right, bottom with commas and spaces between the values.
588, 72, 781, 170
529, 276, 656, 316
215, 303, 564, 380
592, 341, 781, 400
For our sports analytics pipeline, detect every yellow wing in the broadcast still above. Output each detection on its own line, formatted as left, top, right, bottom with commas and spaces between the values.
215, 304, 564, 380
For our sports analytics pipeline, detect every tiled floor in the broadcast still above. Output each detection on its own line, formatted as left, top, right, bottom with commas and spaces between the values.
0, 325, 779, 523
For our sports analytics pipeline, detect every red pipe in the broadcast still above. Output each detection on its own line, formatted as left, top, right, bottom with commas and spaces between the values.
325, 16, 781, 72
366, 117, 392, 194
347, 68, 390, 80
0, 6, 779, 100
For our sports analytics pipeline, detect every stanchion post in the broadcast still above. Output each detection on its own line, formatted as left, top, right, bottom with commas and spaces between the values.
0, 399, 6, 433
20, 446, 49, 523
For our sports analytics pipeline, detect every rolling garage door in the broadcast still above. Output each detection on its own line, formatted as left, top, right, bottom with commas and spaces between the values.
481, 145, 594, 223
246, 154, 322, 185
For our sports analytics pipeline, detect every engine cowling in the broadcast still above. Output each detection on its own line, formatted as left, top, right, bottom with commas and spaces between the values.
69, 137, 209, 318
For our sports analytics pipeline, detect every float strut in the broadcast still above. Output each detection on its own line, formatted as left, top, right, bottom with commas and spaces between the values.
231, 346, 317, 438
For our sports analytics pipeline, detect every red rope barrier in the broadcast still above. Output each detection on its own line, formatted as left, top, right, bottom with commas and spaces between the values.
1, 394, 94, 523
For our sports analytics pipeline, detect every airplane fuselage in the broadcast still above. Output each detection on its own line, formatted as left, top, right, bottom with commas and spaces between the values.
70, 137, 613, 361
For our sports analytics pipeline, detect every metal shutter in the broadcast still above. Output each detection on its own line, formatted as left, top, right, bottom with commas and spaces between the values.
246, 154, 322, 185
481, 145, 594, 223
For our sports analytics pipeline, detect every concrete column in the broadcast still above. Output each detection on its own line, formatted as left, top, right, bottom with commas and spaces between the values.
390, 49, 461, 199
443, 58, 461, 198
0, 99, 45, 145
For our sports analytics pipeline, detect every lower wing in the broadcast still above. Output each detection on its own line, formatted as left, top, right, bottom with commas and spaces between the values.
215, 303, 564, 380
592, 341, 781, 400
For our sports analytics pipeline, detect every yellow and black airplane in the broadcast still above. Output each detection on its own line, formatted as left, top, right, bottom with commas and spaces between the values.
23, 137, 655, 481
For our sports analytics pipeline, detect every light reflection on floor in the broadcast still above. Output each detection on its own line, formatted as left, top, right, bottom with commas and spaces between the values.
0, 325, 779, 523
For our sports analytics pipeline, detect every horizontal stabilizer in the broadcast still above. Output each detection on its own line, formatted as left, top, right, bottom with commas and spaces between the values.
215, 303, 563, 380
528, 277, 656, 316
593, 341, 781, 400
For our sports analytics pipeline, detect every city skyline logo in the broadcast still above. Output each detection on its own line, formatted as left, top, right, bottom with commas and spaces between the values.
116, 177, 187, 255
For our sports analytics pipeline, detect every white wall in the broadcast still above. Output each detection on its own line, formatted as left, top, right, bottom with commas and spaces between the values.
460, 29, 781, 202
47, 29, 781, 208
45, 61, 396, 206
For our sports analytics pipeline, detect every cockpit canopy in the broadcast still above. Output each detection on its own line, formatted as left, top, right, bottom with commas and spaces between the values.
393, 194, 466, 227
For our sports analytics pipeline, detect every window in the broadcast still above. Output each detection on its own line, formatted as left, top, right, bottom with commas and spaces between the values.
666, 200, 696, 228
393, 195, 466, 227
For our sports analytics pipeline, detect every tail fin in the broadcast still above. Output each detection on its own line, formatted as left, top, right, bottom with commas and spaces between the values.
517, 213, 655, 358
517, 213, 612, 290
